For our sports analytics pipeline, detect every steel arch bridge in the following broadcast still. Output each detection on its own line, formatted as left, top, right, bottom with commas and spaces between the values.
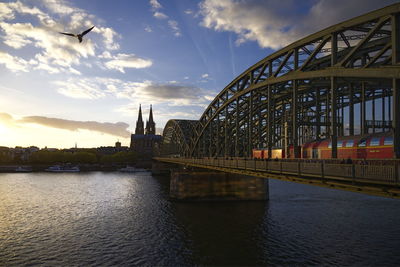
161, 119, 198, 157
162, 3, 400, 159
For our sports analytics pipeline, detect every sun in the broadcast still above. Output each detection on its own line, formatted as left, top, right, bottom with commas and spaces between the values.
0, 123, 7, 135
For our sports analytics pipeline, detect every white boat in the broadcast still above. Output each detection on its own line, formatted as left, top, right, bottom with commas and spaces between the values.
118, 166, 147, 172
45, 165, 80, 172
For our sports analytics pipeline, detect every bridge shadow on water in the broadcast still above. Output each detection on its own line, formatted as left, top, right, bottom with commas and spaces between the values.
153, 175, 400, 266
172, 200, 268, 266
153, 174, 268, 265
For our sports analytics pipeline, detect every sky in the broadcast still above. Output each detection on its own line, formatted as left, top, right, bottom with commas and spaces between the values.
0, 0, 398, 149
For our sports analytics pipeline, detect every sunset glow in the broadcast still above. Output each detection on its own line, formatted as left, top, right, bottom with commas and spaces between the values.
1, 0, 397, 148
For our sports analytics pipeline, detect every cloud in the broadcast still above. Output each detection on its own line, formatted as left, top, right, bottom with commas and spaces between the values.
154, 11, 168, 19
150, 0, 168, 19
0, 112, 131, 137
199, 0, 398, 49
138, 83, 202, 100
99, 51, 112, 59
53, 79, 106, 99
0, 3, 15, 21
0, 6, 94, 72
41, 0, 76, 15
150, 0, 162, 10
20, 116, 131, 138
168, 20, 181, 37
0, 0, 142, 75
0, 112, 15, 124
113, 80, 211, 107
184, 9, 193, 15
53, 76, 212, 108
144, 25, 153, 32
200, 73, 211, 83
104, 53, 153, 73
94, 26, 120, 50
148, 0, 182, 37
0, 51, 29, 72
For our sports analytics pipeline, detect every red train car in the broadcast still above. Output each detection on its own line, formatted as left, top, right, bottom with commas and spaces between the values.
302, 133, 394, 159
252, 148, 285, 159
252, 145, 300, 159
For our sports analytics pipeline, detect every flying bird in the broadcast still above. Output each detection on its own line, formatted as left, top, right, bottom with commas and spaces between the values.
59, 26, 95, 43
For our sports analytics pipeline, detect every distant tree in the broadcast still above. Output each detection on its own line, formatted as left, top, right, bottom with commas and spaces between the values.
0, 153, 13, 163
100, 151, 137, 164
30, 150, 136, 165
29, 151, 57, 164
29, 151, 97, 164
70, 152, 97, 164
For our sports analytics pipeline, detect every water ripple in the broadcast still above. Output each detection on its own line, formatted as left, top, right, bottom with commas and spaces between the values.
0, 173, 399, 266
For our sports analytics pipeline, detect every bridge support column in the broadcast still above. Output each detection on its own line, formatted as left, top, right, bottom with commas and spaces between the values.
349, 83, 354, 136
393, 78, 400, 158
151, 161, 173, 176
331, 76, 338, 158
170, 170, 268, 201
393, 13, 400, 158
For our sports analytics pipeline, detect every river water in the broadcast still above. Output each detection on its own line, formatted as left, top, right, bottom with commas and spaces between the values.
0, 171, 399, 266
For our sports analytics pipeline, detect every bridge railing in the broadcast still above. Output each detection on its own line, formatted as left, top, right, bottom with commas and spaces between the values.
163, 157, 399, 186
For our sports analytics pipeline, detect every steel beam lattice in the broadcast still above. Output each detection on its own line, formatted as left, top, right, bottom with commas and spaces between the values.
161, 4, 400, 159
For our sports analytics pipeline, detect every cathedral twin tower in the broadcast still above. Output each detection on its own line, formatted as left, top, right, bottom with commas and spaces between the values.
135, 104, 155, 135
130, 104, 161, 157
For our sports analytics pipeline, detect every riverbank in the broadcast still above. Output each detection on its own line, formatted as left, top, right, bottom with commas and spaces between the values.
0, 160, 153, 173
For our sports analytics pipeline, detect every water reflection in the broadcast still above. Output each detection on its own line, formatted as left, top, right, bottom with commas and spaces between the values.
1, 172, 399, 266
173, 201, 268, 266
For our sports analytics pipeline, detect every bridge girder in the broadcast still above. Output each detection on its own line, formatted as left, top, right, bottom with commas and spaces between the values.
161, 119, 198, 157
162, 4, 400, 159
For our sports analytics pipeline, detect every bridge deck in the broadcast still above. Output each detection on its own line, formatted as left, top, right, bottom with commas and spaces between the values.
155, 157, 400, 199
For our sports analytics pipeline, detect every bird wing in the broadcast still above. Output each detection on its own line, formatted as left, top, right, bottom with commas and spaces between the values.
81, 26, 95, 36
59, 32, 76, 37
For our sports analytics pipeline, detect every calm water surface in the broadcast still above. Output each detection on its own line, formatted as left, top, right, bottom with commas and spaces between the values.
0, 172, 399, 266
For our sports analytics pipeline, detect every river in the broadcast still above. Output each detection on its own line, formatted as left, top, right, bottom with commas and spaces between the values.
0, 171, 399, 266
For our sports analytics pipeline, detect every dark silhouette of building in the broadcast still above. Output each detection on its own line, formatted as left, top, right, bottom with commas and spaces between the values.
130, 104, 162, 158
145, 104, 156, 135
115, 141, 121, 148
135, 104, 144, 135
97, 141, 128, 155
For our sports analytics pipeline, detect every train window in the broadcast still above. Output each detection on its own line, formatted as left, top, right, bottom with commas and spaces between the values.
312, 149, 318, 159
384, 137, 393, 145
346, 140, 354, 147
370, 137, 380, 146
337, 141, 343, 148
328, 142, 331, 148
358, 139, 367, 147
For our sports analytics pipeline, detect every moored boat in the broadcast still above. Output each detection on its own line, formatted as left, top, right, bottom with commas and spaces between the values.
45, 165, 80, 172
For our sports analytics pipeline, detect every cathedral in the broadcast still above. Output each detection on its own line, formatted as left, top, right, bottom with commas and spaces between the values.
130, 104, 162, 158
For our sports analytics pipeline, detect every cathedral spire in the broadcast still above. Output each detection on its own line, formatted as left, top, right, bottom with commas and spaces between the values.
149, 104, 154, 124
145, 104, 156, 135
135, 104, 144, 135
138, 104, 143, 121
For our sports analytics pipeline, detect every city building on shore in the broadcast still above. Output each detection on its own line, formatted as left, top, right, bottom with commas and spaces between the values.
130, 104, 162, 159
97, 141, 129, 155
0, 146, 39, 162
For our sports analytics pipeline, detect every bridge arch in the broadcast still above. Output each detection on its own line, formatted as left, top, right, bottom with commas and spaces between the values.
187, 3, 400, 158
161, 119, 198, 157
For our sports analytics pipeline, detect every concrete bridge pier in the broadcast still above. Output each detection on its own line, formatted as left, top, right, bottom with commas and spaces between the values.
151, 161, 174, 175
170, 170, 269, 201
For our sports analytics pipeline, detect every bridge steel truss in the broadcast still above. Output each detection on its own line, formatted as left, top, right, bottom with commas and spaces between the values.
164, 4, 400, 159
161, 119, 198, 157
